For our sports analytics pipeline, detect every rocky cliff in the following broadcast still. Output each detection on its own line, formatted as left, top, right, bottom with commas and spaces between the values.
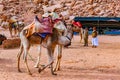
0, 0, 120, 23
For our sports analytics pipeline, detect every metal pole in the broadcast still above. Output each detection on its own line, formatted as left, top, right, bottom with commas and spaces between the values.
98, 17, 100, 34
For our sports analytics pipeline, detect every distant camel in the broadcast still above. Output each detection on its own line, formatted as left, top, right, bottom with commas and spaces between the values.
17, 17, 73, 75
8, 20, 25, 37
1, 17, 25, 37
72, 23, 83, 43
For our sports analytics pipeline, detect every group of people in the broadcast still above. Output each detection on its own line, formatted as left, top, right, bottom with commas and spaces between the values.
83, 26, 99, 48
71, 20, 99, 48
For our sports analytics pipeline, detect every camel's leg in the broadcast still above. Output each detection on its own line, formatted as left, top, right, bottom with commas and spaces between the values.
80, 32, 82, 43
17, 28, 21, 37
34, 45, 42, 68
38, 38, 56, 75
38, 59, 53, 73
47, 47, 57, 75
19, 29, 32, 75
21, 33, 32, 75
14, 27, 17, 37
23, 42, 32, 75
54, 45, 62, 71
9, 26, 13, 37
17, 44, 23, 72
80, 28, 83, 43
50, 61, 57, 75
38, 47, 56, 75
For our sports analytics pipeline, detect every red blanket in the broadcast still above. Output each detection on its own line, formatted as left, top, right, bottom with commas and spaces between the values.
72, 21, 82, 28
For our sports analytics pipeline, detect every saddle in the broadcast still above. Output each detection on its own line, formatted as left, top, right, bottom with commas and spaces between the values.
72, 21, 82, 28
34, 16, 53, 33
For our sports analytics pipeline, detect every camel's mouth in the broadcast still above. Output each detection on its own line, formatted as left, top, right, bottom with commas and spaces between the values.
64, 42, 71, 47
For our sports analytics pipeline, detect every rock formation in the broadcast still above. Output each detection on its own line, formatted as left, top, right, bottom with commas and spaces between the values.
0, 0, 120, 24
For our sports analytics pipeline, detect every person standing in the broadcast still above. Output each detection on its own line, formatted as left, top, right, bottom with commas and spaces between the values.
91, 27, 98, 48
83, 27, 89, 46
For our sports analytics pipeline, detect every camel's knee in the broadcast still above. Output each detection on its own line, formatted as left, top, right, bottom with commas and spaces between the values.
57, 55, 62, 60
23, 53, 27, 62
34, 57, 40, 68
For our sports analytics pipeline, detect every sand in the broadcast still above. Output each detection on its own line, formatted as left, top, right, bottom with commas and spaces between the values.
0, 29, 120, 80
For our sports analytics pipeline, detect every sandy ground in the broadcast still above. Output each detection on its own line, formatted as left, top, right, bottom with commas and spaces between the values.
1, 29, 120, 80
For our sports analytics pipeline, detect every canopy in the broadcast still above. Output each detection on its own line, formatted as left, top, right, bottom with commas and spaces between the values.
74, 17, 120, 28
74, 17, 120, 22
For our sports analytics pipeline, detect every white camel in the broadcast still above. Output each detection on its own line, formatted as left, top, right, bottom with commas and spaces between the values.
17, 17, 73, 75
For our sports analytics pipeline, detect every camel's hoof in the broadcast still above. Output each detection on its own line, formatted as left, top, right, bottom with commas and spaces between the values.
28, 72, 32, 75
64, 42, 71, 47
57, 68, 60, 71
38, 68, 42, 73
52, 72, 57, 75
53, 68, 57, 72
54, 68, 60, 72
34, 64, 45, 68
18, 69, 22, 72
48, 66, 51, 68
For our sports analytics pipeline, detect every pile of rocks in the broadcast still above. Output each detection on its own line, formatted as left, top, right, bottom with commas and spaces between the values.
0, 0, 120, 24
1, 38, 21, 49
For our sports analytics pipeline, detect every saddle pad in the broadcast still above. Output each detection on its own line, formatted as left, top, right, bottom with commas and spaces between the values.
37, 33, 49, 38
35, 16, 53, 33
73, 21, 82, 28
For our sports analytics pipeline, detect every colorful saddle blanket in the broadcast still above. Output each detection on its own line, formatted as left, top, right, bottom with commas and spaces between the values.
72, 21, 82, 28
23, 16, 53, 37
35, 16, 53, 33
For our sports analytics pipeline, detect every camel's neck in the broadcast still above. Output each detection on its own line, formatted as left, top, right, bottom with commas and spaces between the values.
66, 30, 73, 41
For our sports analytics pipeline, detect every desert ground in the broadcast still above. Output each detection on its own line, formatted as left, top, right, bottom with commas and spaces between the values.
0, 29, 120, 80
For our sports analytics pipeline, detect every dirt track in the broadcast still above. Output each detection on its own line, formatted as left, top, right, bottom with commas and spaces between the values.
0, 30, 120, 80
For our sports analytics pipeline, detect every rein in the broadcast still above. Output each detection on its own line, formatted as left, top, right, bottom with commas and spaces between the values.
53, 19, 62, 24
66, 35, 71, 41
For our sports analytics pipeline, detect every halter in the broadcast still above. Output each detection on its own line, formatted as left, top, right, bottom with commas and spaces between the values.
66, 35, 71, 41
53, 19, 62, 24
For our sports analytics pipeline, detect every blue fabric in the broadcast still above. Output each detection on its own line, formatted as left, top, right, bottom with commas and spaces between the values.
37, 33, 50, 38
11, 22, 17, 28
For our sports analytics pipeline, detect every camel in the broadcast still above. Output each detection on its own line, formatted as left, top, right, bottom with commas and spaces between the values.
72, 24, 83, 43
1, 16, 25, 38
17, 17, 73, 75
8, 20, 25, 37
